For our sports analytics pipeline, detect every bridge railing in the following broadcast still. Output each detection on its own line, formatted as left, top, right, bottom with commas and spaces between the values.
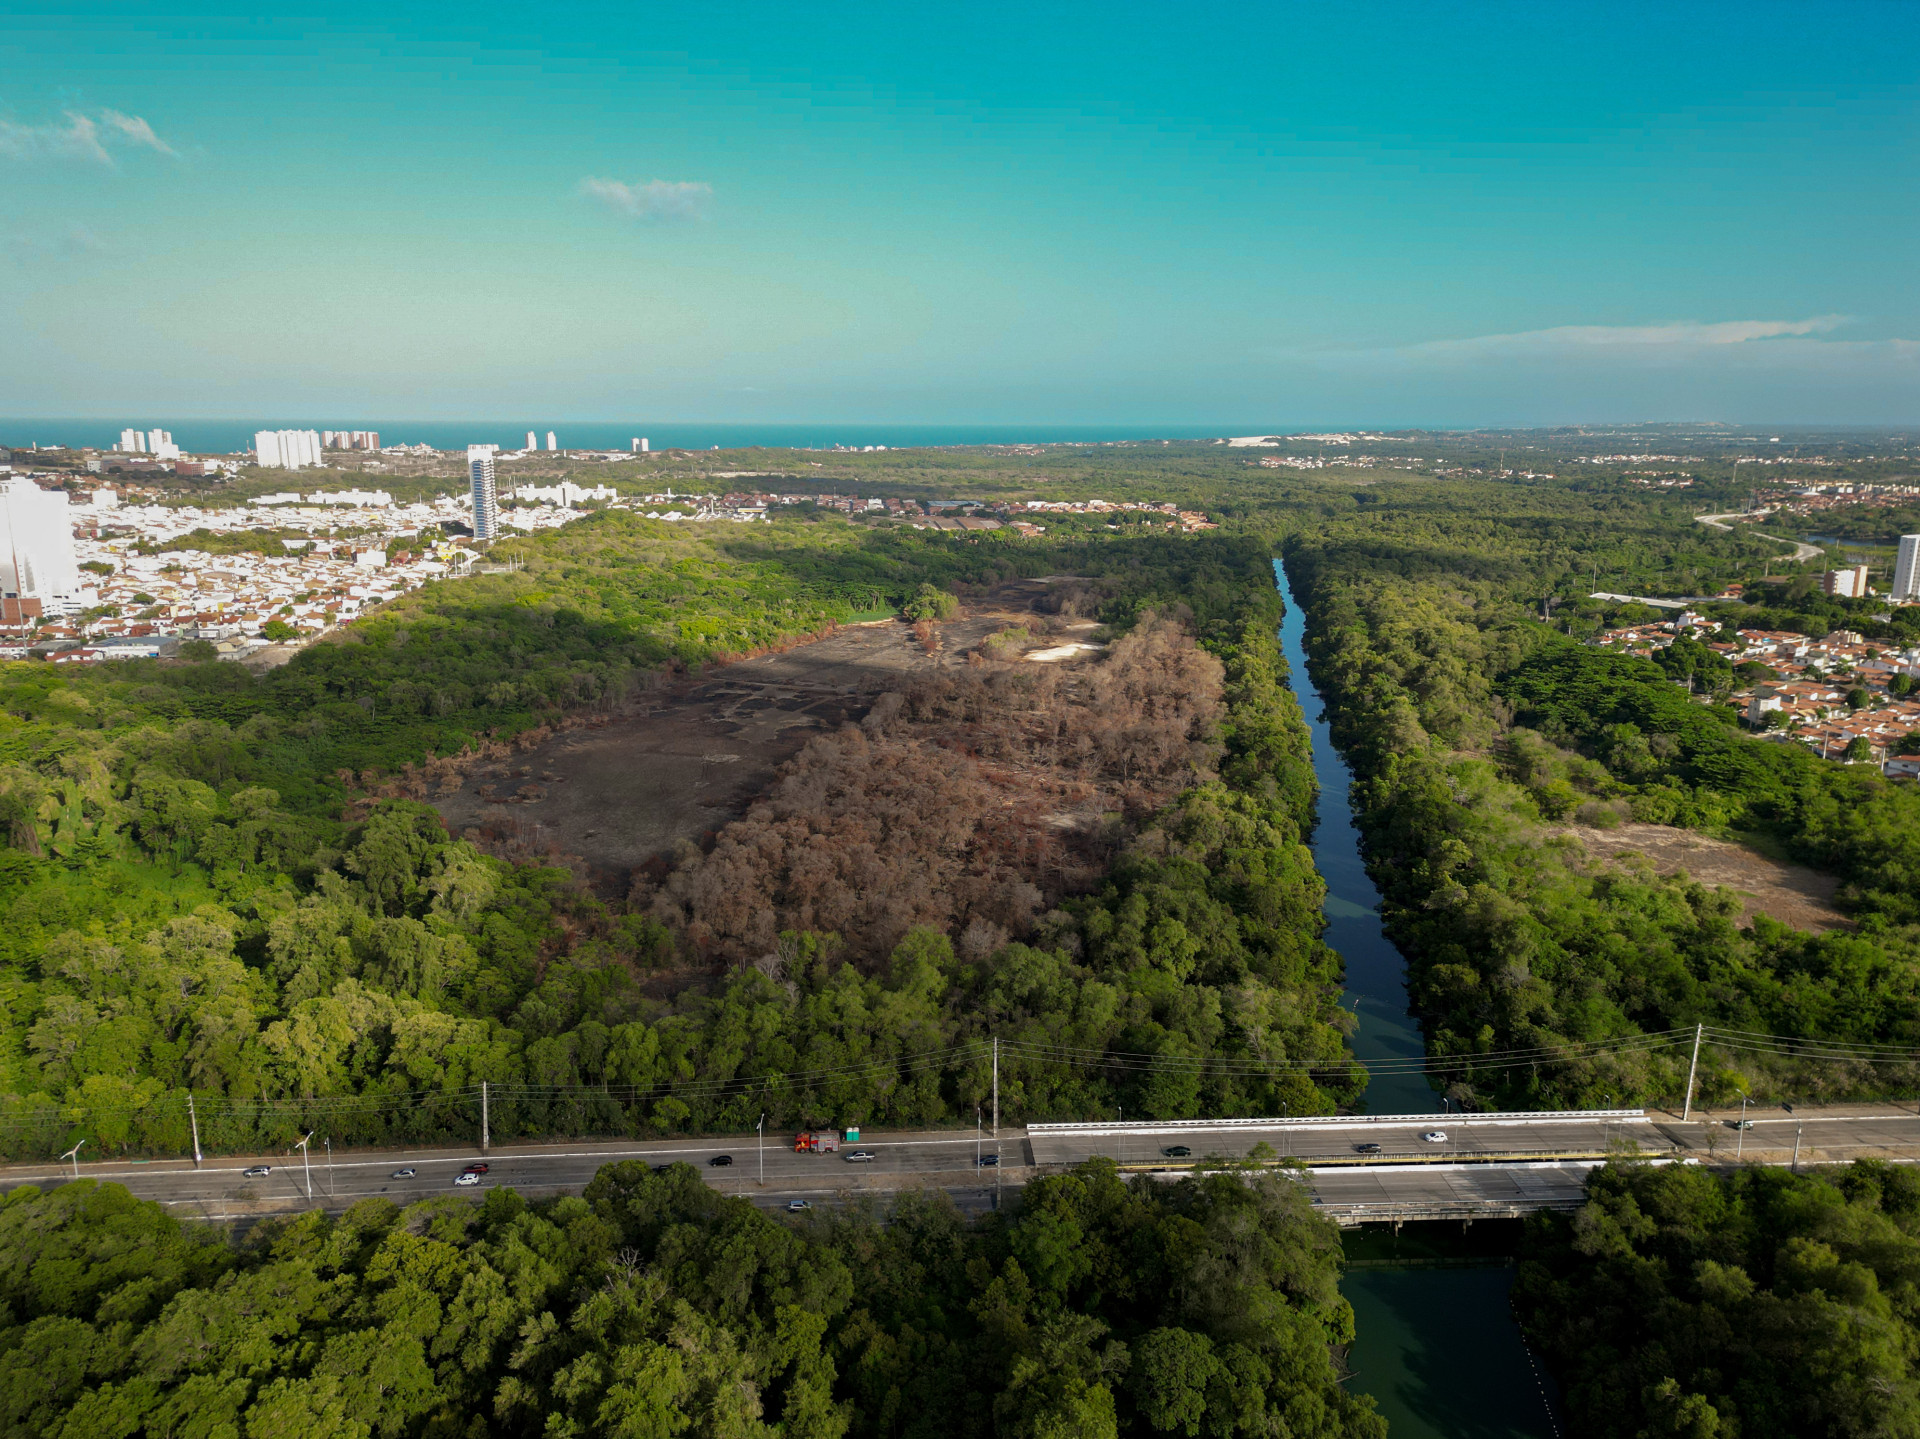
1028, 1109, 1649, 1137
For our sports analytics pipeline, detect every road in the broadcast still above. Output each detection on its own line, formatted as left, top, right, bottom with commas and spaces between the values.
7, 1105, 1919, 1225
1695, 512, 1824, 563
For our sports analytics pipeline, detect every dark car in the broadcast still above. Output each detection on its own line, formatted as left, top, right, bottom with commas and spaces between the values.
1353, 1142, 1382, 1154
462, 1163, 490, 1175
978, 1154, 1000, 1167
1162, 1145, 1192, 1158
709, 1154, 734, 1167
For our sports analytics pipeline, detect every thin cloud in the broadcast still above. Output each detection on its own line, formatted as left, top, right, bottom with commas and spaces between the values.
0, 109, 176, 164
5, 223, 107, 264
580, 176, 713, 222
1401, 315, 1849, 357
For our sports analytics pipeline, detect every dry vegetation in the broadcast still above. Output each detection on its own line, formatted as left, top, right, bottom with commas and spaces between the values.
636, 613, 1225, 965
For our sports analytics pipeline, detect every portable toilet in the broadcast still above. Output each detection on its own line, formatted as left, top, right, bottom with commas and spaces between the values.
844, 1126, 861, 1143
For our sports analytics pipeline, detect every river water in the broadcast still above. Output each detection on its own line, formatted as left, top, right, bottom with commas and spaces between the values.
1273, 559, 1560, 1439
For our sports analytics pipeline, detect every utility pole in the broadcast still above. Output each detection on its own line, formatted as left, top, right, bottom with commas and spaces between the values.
295, 1132, 313, 1201
1682, 1023, 1704, 1121
991, 1037, 999, 1139
480, 1081, 490, 1155
187, 1095, 203, 1168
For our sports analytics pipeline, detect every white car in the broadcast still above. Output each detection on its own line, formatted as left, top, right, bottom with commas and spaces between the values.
453, 1171, 482, 1187
1420, 1130, 1448, 1144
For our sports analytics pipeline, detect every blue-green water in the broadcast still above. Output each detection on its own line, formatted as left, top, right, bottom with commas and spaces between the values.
1274, 558, 1559, 1438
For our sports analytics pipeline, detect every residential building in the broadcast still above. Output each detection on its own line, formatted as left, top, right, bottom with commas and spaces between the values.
546, 431, 558, 452
468, 445, 498, 540
633, 437, 649, 452
526, 431, 538, 452
255, 429, 323, 470
1821, 564, 1870, 599
1895, 535, 1920, 601
117, 428, 144, 453
0, 478, 82, 611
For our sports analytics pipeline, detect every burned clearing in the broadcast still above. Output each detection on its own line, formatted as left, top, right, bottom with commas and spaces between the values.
430, 579, 1115, 889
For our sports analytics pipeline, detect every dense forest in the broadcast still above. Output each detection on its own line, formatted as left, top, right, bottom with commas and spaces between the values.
0, 514, 1356, 1158
1281, 475, 1920, 1109
1516, 1158, 1920, 1437
0, 1160, 1384, 1439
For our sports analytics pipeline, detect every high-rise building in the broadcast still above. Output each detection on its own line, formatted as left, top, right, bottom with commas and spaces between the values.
546, 431, 559, 452
0, 478, 81, 611
146, 429, 172, 452
468, 445, 499, 540
633, 437, 650, 453
117, 428, 145, 453
1895, 535, 1920, 601
254, 430, 323, 470
1822, 564, 1870, 599
526, 431, 538, 452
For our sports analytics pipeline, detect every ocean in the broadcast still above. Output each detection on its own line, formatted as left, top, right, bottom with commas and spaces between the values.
2, 420, 1252, 456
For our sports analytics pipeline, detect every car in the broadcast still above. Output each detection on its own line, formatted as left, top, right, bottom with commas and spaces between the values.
708, 1155, 733, 1167
453, 1172, 482, 1187
462, 1163, 490, 1175
390, 1168, 417, 1179
1162, 1145, 1192, 1158
1420, 1130, 1448, 1144
787, 1200, 812, 1211
845, 1150, 876, 1163
977, 1154, 1000, 1167
240, 1165, 271, 1178
1730, 1119, 1754, 1131
1353, 1142, 1382, 1154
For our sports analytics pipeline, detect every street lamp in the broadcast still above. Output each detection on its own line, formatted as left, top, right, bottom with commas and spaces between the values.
294, 1132, 314, 1201
58, 1139, 86, 1180
1737, 1094, 1750, 1160
756, 1113, 765, 1187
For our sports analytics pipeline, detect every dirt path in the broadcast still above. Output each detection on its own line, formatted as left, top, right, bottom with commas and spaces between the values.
1560, 822, 1847, 932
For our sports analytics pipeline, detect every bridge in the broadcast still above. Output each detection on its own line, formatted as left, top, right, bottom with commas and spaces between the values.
3, 1103, 1915, 1225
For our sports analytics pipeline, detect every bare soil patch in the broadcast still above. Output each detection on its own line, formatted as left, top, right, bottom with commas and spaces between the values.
431, 580, 1107, 887
1560, 822, 1848, 933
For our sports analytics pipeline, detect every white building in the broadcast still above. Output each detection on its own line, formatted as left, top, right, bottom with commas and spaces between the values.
255, 429, 323, 471
546, 431, 558, 452
468, 446, 499, 540
146, 428, 173, 453
1822, 564, 1870, 599
0, 478, 82, 612
633, 437, 649, 452
526, 431, 538, 452
117, 428, 145, 453
1895, 535, 1920, 601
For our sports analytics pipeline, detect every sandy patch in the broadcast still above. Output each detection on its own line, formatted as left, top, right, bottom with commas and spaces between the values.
1560, 822, 1848, 933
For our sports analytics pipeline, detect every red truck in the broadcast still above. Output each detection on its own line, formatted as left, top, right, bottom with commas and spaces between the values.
794, 1129, 856, 1153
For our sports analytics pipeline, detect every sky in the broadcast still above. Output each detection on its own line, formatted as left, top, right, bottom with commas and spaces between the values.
2, 0, 1917, 427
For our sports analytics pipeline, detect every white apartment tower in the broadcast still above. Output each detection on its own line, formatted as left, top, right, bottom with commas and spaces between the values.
1895, 535, 1920, 601
546, 431, 558, 452
1821, 564, 1870, 599
468, 445, 499, 541
526, 431, 538, 452
0, 479, 81, 611
117, 428, 144, 453
254, 429, 323, 470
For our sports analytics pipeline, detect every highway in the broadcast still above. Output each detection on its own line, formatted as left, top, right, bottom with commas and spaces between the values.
1694, 511, 1825, 563
6, 1105, 1918, 1226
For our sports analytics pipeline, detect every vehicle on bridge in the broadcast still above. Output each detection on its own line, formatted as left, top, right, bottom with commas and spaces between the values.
709, 1154, 733, 1167
845, 1150, 876, 1162
1421, 1130, 1447, 1143
241, 1166, 271, 1178
453, 1172, 481, 1187
794, 1131, 841, 1153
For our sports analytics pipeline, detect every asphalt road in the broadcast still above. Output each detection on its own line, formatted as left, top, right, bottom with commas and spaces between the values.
8, 1106, 1919, 1224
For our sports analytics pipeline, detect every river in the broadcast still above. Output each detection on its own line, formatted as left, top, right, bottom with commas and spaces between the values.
1273, 559, 1561, 1439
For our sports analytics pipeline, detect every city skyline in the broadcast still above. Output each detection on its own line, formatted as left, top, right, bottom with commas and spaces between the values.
4, 2, 1918, 425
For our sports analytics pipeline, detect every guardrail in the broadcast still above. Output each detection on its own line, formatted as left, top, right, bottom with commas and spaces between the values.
1027, 1109, 1649, 1138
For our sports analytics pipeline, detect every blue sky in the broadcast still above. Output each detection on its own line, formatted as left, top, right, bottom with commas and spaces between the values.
3, 0, 1917, 425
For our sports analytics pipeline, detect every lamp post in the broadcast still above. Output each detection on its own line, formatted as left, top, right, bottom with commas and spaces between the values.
59, 1139, 86, 1180
294, 1132, 314, 1201
1737, 1095, 1750, 1160
756, 1113, 765, 1187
